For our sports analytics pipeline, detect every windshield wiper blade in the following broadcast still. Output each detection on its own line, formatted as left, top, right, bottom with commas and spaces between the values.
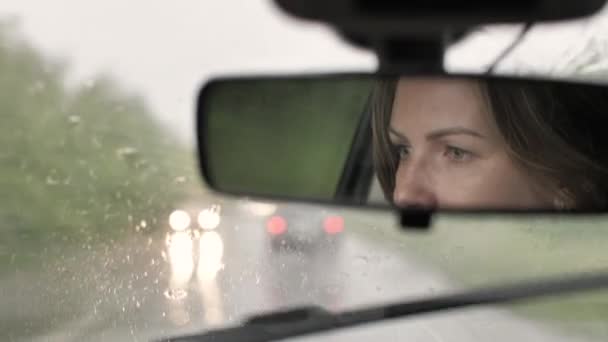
158, 270, 608, 342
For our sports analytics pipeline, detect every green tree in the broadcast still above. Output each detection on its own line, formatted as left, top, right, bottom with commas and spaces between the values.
0, 20, 200, 271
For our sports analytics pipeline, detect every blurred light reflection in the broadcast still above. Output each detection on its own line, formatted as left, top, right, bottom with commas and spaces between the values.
165, 229, 195, 326
167, 231, 194, 291
197, 231, 224, 281
246, 201, 277, 216
164, 220, 226, 326
197, 231, 225, 326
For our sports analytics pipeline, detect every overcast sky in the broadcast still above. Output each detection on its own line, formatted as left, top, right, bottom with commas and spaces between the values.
0, 1, 605, 144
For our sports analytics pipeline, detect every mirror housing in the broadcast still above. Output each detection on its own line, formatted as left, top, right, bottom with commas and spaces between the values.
197, 73, 608, 226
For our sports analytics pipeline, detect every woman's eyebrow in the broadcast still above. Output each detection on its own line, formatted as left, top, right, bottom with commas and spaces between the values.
426, 127, 486, 140
388, 127, 409, 143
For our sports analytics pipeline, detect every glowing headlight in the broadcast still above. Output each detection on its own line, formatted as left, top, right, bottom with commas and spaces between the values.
169, 210, 191, 232
198, 206, 221, 230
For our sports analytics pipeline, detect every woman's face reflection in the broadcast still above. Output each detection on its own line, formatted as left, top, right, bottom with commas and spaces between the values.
389, 77, 553, 209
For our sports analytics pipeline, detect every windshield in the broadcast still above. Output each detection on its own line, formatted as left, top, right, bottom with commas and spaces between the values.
2, 1, 608, 341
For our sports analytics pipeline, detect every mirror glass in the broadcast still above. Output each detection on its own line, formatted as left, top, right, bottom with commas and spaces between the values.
198, 75, 608, 211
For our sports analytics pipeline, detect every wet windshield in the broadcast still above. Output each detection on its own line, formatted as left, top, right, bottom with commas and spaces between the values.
2, 1, 608, 341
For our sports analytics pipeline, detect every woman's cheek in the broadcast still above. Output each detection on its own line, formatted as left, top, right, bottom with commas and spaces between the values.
434, 159, 508, 208
438, 155, 550, 209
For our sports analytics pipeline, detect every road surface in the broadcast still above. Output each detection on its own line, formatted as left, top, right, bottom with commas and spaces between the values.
1, 201, 598, 342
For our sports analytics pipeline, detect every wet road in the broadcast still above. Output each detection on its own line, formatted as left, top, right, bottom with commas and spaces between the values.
2, 202, 598, 342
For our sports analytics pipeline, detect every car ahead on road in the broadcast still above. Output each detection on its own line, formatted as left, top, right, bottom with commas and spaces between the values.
266, 203, 344, 253
166, 204, 222, 233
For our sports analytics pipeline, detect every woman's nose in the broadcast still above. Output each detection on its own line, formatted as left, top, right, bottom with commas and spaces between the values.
392, 160, 437, 209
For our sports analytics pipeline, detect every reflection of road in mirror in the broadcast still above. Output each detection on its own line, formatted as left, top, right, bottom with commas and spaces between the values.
197, 231, 225, 326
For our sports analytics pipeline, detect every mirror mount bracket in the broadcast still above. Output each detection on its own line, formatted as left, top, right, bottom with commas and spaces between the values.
399, 209, 433, 230
372, 32, 455, 73
341, 29, 470, 73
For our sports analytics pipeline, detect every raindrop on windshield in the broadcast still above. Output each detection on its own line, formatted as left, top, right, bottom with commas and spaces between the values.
353, 255, 370, 267
91, 136, 102, 148
46, 175, 59, 185
323, 284, 342, 295
116, 146, 139, 159
300, 273, 309, 287
83, 79, 96, 89
67, 115, 81, 125
163, 288, 188, 300
27, 80, 46, 94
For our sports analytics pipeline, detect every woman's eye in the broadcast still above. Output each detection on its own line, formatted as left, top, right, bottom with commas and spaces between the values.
393, 145, 410, 160
445, 146, 473, 162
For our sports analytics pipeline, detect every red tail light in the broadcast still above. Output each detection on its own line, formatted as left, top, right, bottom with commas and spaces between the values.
323, 215, 344, 234
267, 215, 287, 235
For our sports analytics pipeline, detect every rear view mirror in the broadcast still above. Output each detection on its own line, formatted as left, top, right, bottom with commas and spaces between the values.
197, 74, 608, 211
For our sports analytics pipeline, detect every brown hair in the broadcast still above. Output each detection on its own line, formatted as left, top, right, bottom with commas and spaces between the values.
371, 77, 608, 209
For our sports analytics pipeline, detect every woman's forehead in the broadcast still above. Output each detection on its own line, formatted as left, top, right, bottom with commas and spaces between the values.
391, 77, 494, 134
